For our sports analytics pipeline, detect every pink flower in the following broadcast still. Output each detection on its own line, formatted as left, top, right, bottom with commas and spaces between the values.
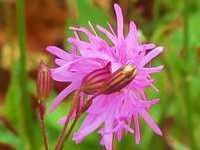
47, 3, 163, 150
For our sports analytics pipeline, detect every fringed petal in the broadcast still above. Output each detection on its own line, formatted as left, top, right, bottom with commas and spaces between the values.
140, 47, 163, 67
50, 83, 79, 112
114, 4, 124, 40
133, 112, 140, 144
139, 109, 162, 135
73, 113, 105, 143
46, 46, 72, 60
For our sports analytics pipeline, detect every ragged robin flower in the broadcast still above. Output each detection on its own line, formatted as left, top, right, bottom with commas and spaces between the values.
47, 3, 163, 150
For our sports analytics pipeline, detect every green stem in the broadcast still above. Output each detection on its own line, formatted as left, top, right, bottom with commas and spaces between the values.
153, 0, 160, 22
16, 0, 36, 149
183, 1, 189, 59
183, 1, 196, 149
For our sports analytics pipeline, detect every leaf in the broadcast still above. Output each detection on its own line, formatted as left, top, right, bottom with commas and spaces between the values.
0, 122, 21, 149
3, 61, 21, 125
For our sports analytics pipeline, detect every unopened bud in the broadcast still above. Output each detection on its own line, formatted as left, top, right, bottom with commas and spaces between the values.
102, 64, 137, 94
37, 61, 52, 102
81, 62, 111, 95
80, 63, 137, 96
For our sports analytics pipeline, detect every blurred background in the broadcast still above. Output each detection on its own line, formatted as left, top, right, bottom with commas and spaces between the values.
0, 0, 200, 149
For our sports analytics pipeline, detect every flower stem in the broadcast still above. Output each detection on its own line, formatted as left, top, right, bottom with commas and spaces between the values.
55, 92, 97, 150
183, 0, 189, 59
183, 1, 197, 149
60, 112, 80, 149
54, 90, 81, 150
39, 102, 49, 150
59, 95, 97, 149
16, 0, 37, 149
54, 111, 72, 150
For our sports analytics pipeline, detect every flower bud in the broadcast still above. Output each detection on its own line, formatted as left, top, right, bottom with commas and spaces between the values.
81, 63, 137, 96
81, 62, 111, 95
102, 64, 137, 94
37, 61, 52, 102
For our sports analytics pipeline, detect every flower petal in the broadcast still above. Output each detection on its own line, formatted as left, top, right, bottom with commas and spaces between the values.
143, 65, 164, 74
139, 109, 162, 135
133, 112, 140, 144
80, 49, 116, 63
46, 46, 72, 60
73, 113, 105, 143
126, 21, 139, 50
50, 83, 79, 112
100, 118, 113, 150
140, 47, 163, 67
51, 68, 80, 82
100, 133, 113, 150
55, 58, 68, 66
97, 25, 117, 45
114, 3, 124, 40
142, 43, 156, 50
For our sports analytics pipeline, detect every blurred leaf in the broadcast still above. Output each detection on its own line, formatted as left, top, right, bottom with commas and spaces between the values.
0, 122, 21, 149
3, 61, 21, 124
76, 0, 108, 26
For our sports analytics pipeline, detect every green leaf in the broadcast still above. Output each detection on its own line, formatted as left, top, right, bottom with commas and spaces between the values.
0, 122, 21, 149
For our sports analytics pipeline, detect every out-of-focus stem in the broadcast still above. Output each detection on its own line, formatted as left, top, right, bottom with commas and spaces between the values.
16, 0, 36, 149
183, 0, 189, 59
3, 1, 15, 67
183, 1, 197, 149
153, 0, 160, 22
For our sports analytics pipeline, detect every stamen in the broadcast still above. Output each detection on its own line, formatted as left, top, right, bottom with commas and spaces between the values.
88, 21, 97, 36
107, 22, 117, 37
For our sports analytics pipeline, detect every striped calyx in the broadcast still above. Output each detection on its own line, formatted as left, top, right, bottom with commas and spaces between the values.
37, 61, 52, 102
103, 64, 137, 94
81, 63, 137, 95
81, 62, 111, 95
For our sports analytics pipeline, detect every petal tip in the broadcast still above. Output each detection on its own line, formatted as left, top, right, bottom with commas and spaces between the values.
157, 129, 163, 136
114, 3, 120, 10
46, 46, 55, 52
136, 139, 140, 144
49, 106, 55, 113
157, 46, 164, 52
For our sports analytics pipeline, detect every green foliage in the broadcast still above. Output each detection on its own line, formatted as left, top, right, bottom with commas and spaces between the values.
0, 123, 21, 149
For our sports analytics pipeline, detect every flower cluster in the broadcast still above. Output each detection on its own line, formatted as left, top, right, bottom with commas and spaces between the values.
47, 3, 163, 150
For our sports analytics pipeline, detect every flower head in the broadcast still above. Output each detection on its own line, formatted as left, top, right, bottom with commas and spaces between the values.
47, 3, 163, 149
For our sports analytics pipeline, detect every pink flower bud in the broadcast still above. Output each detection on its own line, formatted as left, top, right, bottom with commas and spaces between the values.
37, 61, 52, 102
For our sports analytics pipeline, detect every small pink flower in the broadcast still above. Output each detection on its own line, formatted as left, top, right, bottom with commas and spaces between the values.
47, 3, 163, 149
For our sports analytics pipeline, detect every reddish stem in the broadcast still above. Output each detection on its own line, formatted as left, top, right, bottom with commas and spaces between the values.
60, 95, 97, 149
55, 93, 98, 150
54, 90, 81, 150
39, 102, 49, 150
